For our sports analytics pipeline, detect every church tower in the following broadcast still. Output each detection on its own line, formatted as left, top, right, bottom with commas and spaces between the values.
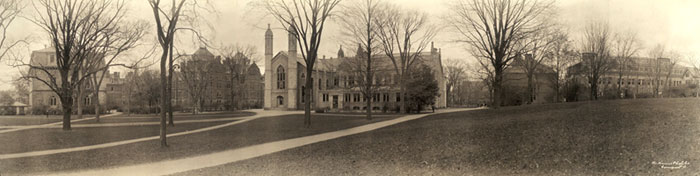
286, 24, 298, 109
264, 24, 273, 109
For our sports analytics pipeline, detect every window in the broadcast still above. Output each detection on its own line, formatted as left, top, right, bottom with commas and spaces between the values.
49, 96, 57, 106
277, 96, 284, 105
84, 96, 90, 105
49, 54, 56, 63
334, 77, 339, 87
323, 93, 329, 102
326, 79, 331, 89
353, 93, 360, 102
319, 79, 322, 90
344, 93, 351, 102
277, 66, 286, 89
396, 93, 401, 102
372, 93, 380, 102
349, 76, 355, 87
383, 93, 389, 102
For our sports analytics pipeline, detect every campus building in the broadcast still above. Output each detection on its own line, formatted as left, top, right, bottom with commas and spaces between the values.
27, 47, 110, 113
263, 25, 447, 111
502, 54, 557, 105
568, 53, 700, 99
172, 47, 264, 111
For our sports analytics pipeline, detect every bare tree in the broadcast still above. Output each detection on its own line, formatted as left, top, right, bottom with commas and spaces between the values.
449, 0, 552, 108
149, 0, 212, 147
545, 30, 576, 103
375, 3, 437, 113
339, 0, 384, 120
646, 43, 672, 98
444, 58, 467, 107
180, 57, 211, 115
24, 0, 132, 130
580, 22, 614, 100
87, 21, 149, 122
612, 30, 641, 98
516, 26, 558, 104
220, 44, 257, 111
0, 0, 23, 62
262, 0, 341, 127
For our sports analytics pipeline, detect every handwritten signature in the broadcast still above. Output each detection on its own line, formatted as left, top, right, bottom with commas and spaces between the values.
651, 161, 690, 169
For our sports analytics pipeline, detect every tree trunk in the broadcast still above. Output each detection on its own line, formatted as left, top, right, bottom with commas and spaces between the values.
304, 69, 312, 128
61, 95, 73, 130
526, 73, 534, 104
159, 49, 168, 148
400, 73, 407, 113
493, 68, 503, 109
94, 88, 101, 122
590, 81, 598, 100
77, 86, 83, 119
366, 95, 372, 120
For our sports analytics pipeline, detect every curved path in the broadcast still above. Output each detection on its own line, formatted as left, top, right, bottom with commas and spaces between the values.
50, 108, 481, 176
0, 110, 300, 160
0, 116, 250, 128
0, 113, 121, 134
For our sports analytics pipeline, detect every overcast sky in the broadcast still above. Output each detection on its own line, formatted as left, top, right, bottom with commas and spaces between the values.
2, 0, 700, 90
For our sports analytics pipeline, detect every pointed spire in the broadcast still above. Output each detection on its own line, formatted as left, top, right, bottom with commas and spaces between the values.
337, 45, 345, 58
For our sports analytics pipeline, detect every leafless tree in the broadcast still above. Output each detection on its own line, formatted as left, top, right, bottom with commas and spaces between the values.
375, 3, 437, 113
544, 30, 576, 103
220, 44, 257, 111
579, 22, 614, 100
149, 0, 212, 147
339, 0, 384, 120
87, 21, 149, 122
23, 0, 133, 130
612, 30, 642, 98
0, 0, 24, 62
516, 26, 558, 104
448, 0, 552, 108
180, 57, 211, 115
262, 0, 341, 128
645, 44, 679, 98
444, 58, 467, 107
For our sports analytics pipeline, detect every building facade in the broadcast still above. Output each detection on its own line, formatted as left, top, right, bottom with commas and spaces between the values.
173, 47, 264, 111
568, 53, 700, 99
263, 25, 447, 111
27, 47, 109, 114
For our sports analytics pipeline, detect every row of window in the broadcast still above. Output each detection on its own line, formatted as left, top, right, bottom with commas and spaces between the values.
275, 65, 401, 90
47, 96, 91, 106
338, 93, 400, 103
599, 78, 685, 87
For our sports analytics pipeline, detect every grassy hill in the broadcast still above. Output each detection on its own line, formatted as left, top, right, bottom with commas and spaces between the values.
178, 98, 700, 175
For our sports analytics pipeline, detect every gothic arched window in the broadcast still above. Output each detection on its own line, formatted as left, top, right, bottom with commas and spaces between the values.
277, 66, 286, 89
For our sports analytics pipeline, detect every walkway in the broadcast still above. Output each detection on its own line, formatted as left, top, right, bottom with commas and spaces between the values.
0, 113, 122, 134
0, 110, 299, 160
51, 108, 481, 176
0, 116, 250, 129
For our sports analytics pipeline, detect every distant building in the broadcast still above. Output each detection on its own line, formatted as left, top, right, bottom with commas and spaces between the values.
173, 47, 264, 111
502, 54, 557, 105
263, 25, 447, 111
27, 47, 110, 114
568, 53, 699, 99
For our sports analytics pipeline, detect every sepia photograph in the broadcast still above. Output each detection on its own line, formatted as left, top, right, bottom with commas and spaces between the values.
0, 0, 698, 175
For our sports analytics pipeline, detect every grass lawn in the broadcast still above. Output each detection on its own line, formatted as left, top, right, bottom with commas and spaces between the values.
73, 111, 256, 124
0, 115, 66, 126
174, 98, 700, 176
0, 121, 230, 154
0, 113, 401, 174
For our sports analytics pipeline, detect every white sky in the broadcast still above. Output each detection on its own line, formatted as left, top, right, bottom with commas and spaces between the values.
2, 0, 700, 90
